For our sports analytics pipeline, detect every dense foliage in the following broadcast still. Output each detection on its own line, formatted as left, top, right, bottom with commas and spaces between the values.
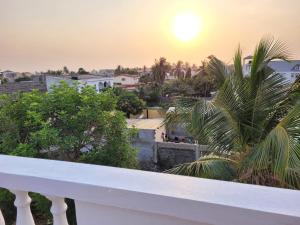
166, 38, 300, 189
0, 82, 138, 224
115, 65, 139, 75
112, 88, 145, 118
0, 82, 137, 166
163, 74, 215, 98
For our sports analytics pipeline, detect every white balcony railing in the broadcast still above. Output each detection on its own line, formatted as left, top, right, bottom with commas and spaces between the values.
0, 155, 299, 225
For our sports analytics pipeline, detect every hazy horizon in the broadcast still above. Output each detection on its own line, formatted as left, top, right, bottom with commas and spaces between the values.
0, 0, 300, 72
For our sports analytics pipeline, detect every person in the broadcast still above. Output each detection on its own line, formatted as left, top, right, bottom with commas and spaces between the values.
165, 133, 168, 142
161, 132, 165, 142
174, 136, 179, 143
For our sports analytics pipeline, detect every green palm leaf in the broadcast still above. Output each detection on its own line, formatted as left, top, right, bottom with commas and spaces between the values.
166, 154, 237, 181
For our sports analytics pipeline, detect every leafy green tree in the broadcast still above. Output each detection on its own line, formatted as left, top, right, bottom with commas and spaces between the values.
139, 74, 152, 84
112, 88, 145, 118
0, 82, 137, 167
166, 38, 300, 189
0, 82, 139, 224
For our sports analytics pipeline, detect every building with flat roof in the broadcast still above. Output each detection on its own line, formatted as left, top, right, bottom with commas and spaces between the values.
46, 74, 114, 92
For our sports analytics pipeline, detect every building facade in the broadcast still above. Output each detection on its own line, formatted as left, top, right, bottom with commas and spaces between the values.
114, 74, 140, 91
243, 56, 300, 83
46, 74, 114, 92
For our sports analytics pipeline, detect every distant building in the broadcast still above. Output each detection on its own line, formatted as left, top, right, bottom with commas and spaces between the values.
243, 56, 300, 83
114, 74, 140, 91
46, 74, 114, 92
0, 70, 18, 82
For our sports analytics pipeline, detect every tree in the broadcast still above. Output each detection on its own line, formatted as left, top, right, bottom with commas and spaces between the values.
0, 83, 138, 224
78, 67, 89, 74
63, 66, 69, 74
166, 38, 300, 189
185, 67, 192, 79
173, 60, 184, 79
162, 59, 216, 98
151, 57, 171, 85
0, 82, 137, 167
113, 88, 145, 118
139, 74, 152, 84
115, 65, 122, 75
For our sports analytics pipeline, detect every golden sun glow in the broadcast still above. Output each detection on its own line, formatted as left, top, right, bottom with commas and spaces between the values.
172, 12, 202, 42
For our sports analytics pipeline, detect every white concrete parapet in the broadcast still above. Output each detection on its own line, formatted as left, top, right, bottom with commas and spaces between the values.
0, 155, 299, 225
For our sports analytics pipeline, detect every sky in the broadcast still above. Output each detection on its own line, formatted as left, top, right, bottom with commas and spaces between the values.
0, 0, 299, 72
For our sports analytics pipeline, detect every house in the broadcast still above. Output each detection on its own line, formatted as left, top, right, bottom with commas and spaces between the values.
46, 74, 114, 92
0, 70, 18, 82
243, 56, 300, 83
114, 74, 140, 91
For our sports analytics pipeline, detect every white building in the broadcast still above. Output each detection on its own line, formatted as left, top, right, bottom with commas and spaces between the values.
46, 74, 114, 92
0, 70, 19, 82
243, 56, 300, 83
114, 74, 140, 91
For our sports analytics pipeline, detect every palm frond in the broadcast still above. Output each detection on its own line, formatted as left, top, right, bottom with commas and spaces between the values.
242, 104, 300, 188
233, 45, 244, 79
166, 154, 237, 181
250, 37, 290, 89
206, 56, 229, 88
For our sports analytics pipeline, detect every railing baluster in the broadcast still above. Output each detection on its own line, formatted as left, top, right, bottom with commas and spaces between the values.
47, 196, 69, 225
0, 209, 5, 225
11, 190, 35, 225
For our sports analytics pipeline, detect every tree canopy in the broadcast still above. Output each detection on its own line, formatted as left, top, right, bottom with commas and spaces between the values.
166, 38, 300, 189
0, 82, 137, 168
112, 88, 145, 118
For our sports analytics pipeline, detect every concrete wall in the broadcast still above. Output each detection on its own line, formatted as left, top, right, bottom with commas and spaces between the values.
154, 142, 209, 170
132, 129, 155, 163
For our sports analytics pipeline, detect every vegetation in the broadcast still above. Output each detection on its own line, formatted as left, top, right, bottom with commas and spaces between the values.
0, 82, 138, 224
151, 57, 171, 85
112, 88, 145, 118
77, 67, 89, 74
115, 65, 139, 75
166, 38, 300, 189
163, 60, 216, 98
15, 76, 32, 82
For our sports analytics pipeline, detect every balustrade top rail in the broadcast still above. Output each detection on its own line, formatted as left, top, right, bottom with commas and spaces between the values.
0, 155, 299, 225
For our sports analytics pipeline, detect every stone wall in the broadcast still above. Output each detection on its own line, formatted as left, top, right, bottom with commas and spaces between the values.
0, 75, 46, 94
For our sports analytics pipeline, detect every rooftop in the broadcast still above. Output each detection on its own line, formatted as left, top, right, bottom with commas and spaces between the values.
268, 60, 300, 72
47, 74, 113, 80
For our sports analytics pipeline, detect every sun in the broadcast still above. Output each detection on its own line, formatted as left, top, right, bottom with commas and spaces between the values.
172, 12, 202, 42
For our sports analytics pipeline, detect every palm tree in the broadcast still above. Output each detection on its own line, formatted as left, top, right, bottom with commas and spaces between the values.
152, 57, 171, 85
166, 38, 300, 189
173, 60, 185, 79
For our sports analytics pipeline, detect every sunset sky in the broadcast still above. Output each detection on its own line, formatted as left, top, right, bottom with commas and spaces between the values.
0, 0, 299, 72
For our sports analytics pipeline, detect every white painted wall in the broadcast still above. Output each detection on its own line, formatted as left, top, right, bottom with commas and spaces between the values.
0, 155, 299, 225
114, 75, 139, 85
